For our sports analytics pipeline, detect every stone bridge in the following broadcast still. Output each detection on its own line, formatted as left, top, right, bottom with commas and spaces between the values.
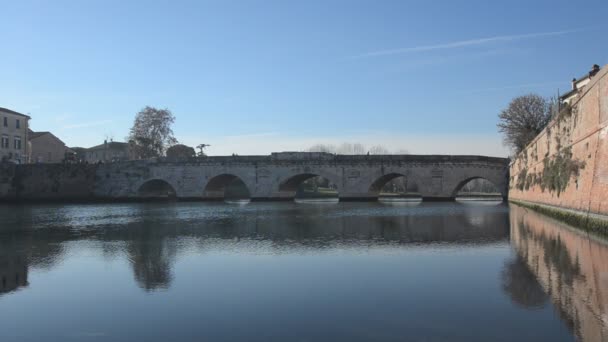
94, 152, 509, 201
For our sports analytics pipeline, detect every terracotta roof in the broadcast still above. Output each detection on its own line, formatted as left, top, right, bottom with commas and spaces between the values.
0, 107, 31, 118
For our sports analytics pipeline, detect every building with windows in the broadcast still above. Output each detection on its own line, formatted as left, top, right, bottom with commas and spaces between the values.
28, 130, 71, 163
560, 64, 601, 105
0, 107, 30, 164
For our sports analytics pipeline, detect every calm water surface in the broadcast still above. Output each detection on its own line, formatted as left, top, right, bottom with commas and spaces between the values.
1, 201, 607, 341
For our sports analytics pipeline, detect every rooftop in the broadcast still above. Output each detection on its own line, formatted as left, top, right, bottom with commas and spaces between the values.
0, 107, 31, 118
88, 141, 129, 151
28, 130, 50, 140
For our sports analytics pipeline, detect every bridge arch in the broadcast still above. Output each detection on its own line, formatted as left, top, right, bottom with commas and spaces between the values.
137, 179, 177, 199
203, 174, 251, 199
369, 173, 406, 194
369, 173, 420, 198
277, 172, 340, 199
451, 176, 506, 198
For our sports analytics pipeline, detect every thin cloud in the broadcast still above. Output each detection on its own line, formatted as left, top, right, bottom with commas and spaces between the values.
352, 28, 585, 58
63, 120, 113, 129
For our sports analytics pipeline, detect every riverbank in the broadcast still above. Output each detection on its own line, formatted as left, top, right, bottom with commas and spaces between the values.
510, 199, 608, 236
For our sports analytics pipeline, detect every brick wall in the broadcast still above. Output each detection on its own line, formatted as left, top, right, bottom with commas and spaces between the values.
509, 65, 608, 215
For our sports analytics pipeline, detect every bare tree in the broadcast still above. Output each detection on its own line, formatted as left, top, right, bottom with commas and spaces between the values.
337, 142, 354, 154
308, 144, 335, 153
497, 94, 551, 154
336, 142, 367, 154
369, 145, 389, 155
352, 143, 366, 154
129, 106, 178, 158
308, 142, 391, 155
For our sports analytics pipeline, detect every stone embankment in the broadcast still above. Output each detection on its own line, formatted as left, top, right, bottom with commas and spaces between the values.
0, 163, 97, 201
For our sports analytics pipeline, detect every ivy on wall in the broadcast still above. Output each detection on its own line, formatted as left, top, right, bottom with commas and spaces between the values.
513, 103, 585, 197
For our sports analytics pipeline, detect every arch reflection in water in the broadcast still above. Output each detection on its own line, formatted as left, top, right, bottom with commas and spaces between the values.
0, 202, 510, 295
508, 204, 608, 341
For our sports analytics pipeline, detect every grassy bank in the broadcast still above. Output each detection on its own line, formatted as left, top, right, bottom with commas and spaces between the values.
510, 199, 608, 236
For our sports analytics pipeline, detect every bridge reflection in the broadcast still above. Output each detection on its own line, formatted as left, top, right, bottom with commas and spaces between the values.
508, 204, 608, 341
0, 203, 509, 294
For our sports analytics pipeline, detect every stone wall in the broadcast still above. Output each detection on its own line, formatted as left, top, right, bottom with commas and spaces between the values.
0, 163, 97, 201
509, 65, 608, 215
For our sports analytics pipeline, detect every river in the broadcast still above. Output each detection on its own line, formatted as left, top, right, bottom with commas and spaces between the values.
0, 201, 606, 341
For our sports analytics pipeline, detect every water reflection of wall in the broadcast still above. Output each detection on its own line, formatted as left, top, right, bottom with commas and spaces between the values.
0, 239, 28, 295
0, 233, 65, 297
510, 204, 608, 341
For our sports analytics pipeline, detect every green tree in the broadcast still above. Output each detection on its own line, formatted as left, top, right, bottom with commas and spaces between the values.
166, 144, 196, 159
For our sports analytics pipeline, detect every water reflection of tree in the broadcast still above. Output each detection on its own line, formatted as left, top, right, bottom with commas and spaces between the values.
128, 235, 176, 291
501, 255, 548, 309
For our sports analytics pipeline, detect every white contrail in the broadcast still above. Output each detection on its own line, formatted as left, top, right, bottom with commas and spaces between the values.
352, 28, 584, 58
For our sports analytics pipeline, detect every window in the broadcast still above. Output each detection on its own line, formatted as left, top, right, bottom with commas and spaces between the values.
2, 117, 6, 127
16, 119, 20, 129
14, 136, 21, 150
1, 135, 8, 149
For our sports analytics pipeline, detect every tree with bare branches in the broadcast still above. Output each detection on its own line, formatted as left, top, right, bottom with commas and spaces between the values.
368, 145, 389, 155
497, 94, 551, 154
128, 106, 178, 159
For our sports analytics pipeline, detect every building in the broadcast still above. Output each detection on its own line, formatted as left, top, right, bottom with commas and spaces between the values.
0, 107, 30, 164
85, 140, 132, 163
560, 64, 601, 105
28, 130, 71, 163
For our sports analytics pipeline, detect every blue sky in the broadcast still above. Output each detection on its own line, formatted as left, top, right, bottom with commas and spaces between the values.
1, 0, 607, 156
